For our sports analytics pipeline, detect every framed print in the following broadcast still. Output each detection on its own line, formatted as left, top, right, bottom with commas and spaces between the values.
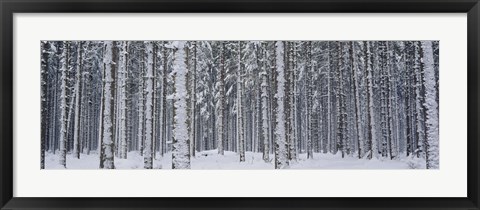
1, 0, 479, 209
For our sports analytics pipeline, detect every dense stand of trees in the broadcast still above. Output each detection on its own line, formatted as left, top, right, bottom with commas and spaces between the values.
41, 40, 439, 169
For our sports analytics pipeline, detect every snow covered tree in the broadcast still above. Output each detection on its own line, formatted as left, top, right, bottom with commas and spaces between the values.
161, 41, 169, 157
99, 41, 117, 169
190, 41, 197, 157
422, 41, 439, 169
261, 42, 270, 162
216, 42, 226, 155
137, 46, 145, 155
41, 41, 50, 169
364, 41, 378, 159
172, 41, 191, 169
274, 41, 288, 169
306, 41, 314, 159
350, 41, 364, 158
287, 42, 297, 161
290, 42, 298, 160
336, 42, 348, 158
237, 41, 246, 162
58, 41, 69, 168
414, 41, 426, 158
143, 41, 155, 169
326, 43, 333, 154
119, 41, 128, 159
73, 41, 84, 159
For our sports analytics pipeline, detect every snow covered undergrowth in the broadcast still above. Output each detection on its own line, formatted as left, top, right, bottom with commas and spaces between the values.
44, 150, 424, 169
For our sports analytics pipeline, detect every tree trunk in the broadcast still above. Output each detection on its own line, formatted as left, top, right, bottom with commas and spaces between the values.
144, 41, 155, 169
274, 41, 288, 169
238, 41, 246, 162
73, 41, 84, 159
365, 41, 377, 159
306, 41, 314, 159
161, 41, 169, 157
41, 41, 49, 168
138, 48, 145, 155
58, 41, 69, 168
350, 41, 363, 159
119, 41, 128, 159
422, 41, 439, 169
261, 42, 270, 162
217, 42, 226, 155
172, 41, 191, 169
190, 41, 197, 157
100, 41, 117, 169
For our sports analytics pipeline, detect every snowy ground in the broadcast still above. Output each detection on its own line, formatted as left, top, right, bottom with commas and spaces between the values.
44, 150, 426, 169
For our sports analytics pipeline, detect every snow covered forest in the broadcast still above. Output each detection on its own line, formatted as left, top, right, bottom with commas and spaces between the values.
41, 40, 439, 169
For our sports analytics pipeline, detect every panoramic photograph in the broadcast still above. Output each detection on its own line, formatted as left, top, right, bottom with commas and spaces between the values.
40, 40, 439, 169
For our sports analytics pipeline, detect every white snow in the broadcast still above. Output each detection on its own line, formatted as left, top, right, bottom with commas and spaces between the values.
44, 151, 421, 169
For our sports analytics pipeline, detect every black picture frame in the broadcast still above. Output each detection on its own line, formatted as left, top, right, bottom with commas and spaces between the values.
1, 0, 479, 209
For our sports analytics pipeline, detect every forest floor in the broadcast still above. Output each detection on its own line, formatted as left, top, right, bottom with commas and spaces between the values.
44, 150, 426, 169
